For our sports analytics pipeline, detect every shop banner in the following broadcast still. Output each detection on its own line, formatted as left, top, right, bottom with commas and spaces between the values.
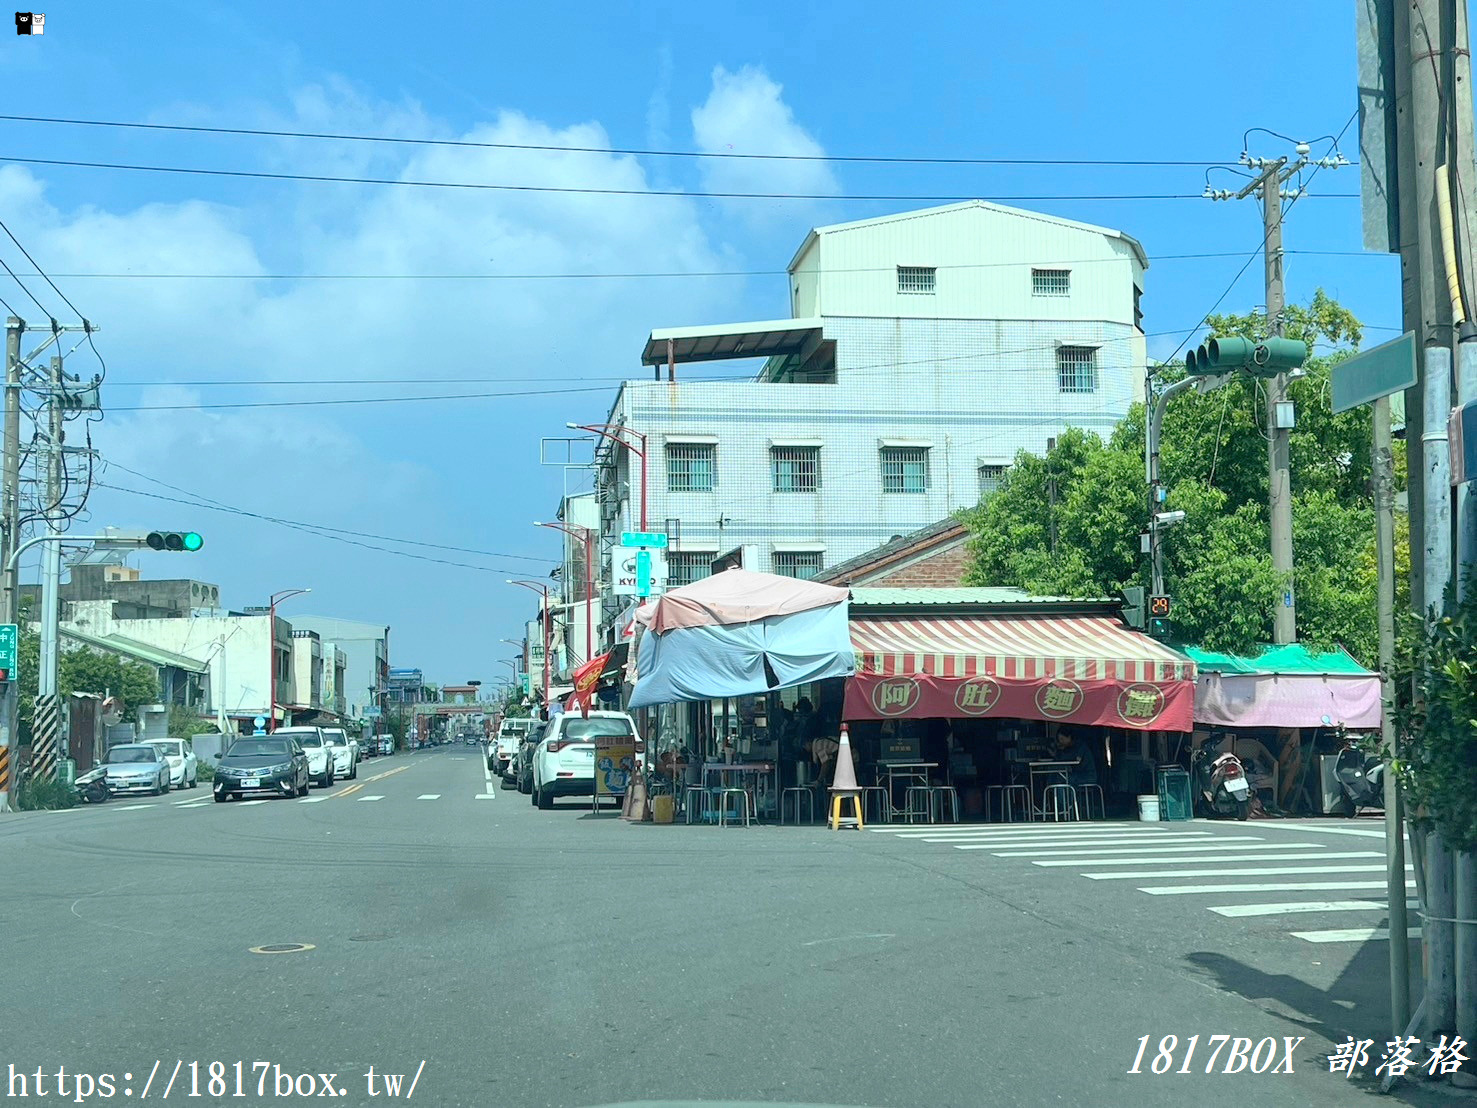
595, 732, 635, 797
843, 670, 1194, 732
570, 651, 611, 719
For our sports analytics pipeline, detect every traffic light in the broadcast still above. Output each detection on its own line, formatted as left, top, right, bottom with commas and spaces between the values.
147, 531, 204, 552
1149, 595, 1172, 618
1121, 586, 1146, 630
1185, 335, 1306, 379
1149, 615, 1174, 641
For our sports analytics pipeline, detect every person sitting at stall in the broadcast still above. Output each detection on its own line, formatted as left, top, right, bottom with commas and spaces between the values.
1054, 731, 1099, 789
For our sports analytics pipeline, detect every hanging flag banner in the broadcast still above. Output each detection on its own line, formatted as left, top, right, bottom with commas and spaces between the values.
570, 651, 612, 719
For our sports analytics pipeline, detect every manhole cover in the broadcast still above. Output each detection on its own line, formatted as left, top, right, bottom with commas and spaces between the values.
348, 933, 392, 942
249, 943, 315, 955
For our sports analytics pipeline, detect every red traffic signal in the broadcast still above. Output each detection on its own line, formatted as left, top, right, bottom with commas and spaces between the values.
1149, 595, 1172, 617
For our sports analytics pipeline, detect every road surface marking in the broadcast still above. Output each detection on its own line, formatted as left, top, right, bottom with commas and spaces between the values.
238, 800, 267, 806
474, 794, 496, 800
882, 825, 1172, 838
176, 801, 210, 809
915, 832, 1223, 845
951, 834, 1218, 850
1033, 851, 1379, 867
1249, 823, 1390, 840
1291, 927, 1423, 943
1209, 899, 1420, 918
114, 804, 156, 811
333, 782, 367, 799
417, 794, 440, 800
1140, 880, 1416, 895
298, 796, 327, 803
1087, 863, 1407, 880
989, 837, 1274, 855
357, 795, 385, 802
364, 765, 410, 784
173, 797, 203, 806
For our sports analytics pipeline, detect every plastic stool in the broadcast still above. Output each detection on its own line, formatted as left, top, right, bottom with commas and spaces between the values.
716, 787, 752, 827
904, 785, 934, 824
1042, 783, 1080, 822
1002, 784, 1032, 822
1078, 783, 1105, 820
930, 785, 960, 823
781, 786, 815, 825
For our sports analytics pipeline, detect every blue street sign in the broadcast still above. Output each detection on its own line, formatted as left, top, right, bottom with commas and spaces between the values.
635, 549, 652, 597
621, 531, 668, 549
0, 623, 16, 674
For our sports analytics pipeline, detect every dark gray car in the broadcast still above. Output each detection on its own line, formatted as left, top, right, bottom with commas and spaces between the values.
213, 736, 311, 802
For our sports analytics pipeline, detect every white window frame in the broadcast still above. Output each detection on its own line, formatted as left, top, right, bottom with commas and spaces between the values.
667, 551, 716, 587
665, 441, 716, 492
880, 446, 930, 494
977, 462, 1009, 496
772, 550, 825, 580
1032, 268, 1071, 297
896, 265, 937, 295
770, 444, 821, 493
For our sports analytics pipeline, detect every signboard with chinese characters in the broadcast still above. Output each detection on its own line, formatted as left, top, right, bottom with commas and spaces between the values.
841, 671, 1192, 732
594, 731, 635, 798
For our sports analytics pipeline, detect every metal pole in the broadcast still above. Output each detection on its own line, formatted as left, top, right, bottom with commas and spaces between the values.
584, 532, 593, 665
0, 317, 21, 810
33, 356, 64, 781
1262, 180, 1297, 644
541, 588, 551, 713
638, 442, 648, 533
1146, 376, 1195, 598
267, 601, 277, 733
1455, 332, 1477, 1063
1374, 394, 1410, 1034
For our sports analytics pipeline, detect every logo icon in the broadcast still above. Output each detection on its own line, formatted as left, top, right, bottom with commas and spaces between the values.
1035, 679, 1084, 719
870, 677, 920, 717
1116, 683, 1165, 725
14, 12, 43, 34
953, 677, 1001, 716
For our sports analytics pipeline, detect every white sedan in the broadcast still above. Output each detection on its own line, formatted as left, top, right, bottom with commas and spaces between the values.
322, 727, 360, 780
149, 738, 199, 789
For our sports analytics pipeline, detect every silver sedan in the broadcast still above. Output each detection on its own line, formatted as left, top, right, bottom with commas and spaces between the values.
100, 743, 172, 796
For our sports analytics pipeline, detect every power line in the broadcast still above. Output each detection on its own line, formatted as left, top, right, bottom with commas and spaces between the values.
0, 214, 87, 322
12, 248, 1386, 282
0, 155, 1362, 202
0, 113, 1272, 167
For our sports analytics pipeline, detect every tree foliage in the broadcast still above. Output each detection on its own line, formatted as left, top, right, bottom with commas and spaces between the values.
963, 290, 1393, 660
15, 615, 159, 744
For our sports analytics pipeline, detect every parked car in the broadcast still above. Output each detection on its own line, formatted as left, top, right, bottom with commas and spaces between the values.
360, 732, 378, 758
274, 726, 334, 787
100, 743, 172, 796
515, 724, 546, 794
379, 735, 393, 756
149, 738, 199, 789
532, 711, 638, 810
322, 727, 359, 779
492, 717, 533, 774
502, 721, 543, 789
213, 735, 311, 802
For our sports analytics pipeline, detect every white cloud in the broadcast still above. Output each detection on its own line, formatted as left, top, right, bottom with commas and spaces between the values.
1, 82, 756, 679
690, 65, 840, 230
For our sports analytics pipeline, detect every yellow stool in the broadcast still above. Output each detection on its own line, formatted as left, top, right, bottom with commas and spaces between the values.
829, 789, 865, 831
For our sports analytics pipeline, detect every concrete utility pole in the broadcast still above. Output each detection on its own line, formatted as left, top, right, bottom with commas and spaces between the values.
0, 317, 22, 810
31, 355, 66, 782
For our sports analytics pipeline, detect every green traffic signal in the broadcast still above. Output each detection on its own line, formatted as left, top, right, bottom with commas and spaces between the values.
1186, 335, 1308, 378
147, 530, 204, 552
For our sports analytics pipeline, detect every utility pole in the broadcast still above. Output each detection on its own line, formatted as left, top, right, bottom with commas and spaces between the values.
0, 317, 21, 811
31, 355, 65, 782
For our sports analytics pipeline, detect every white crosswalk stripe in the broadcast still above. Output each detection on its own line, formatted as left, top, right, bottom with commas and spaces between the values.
357, 795, 385, 802
866, 818, 1415, 945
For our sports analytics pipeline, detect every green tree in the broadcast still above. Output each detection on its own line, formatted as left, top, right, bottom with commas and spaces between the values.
963, 290, 1389, 660
168, 704, 219, 739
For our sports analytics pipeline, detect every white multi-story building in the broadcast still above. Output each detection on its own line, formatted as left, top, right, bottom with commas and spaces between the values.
583, 200, 1147, 632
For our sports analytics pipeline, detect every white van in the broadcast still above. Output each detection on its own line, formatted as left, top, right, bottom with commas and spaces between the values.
491, 717, 533, 773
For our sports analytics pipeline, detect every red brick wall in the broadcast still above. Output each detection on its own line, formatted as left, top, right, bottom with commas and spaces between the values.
868, 542, 972, 587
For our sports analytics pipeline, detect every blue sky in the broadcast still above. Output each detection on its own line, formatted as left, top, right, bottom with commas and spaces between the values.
1, 0, 1401, 684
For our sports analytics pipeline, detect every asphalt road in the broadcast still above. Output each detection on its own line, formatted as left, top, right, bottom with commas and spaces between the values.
0, 745, 1463, 1108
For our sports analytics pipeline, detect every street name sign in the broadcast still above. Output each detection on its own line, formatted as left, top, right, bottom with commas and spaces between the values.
609, 545, 668, 596
0, 623, 16, 675
1331, 331, 1416, 413
621, 531, 668, 548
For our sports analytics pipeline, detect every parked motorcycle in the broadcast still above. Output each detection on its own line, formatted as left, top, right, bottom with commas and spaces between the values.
74, 765, 111, 804
1334, 743, 1385, 815
1192, 745, 1252, 820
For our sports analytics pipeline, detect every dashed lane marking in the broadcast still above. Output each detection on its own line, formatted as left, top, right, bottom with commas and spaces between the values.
297, 796, 328, 803
1087, 863, 1409, 881
1291, 927, 1423, 943
1209, 899, 1420, 918
357, 795, 385, 802
417, 794, 440, 800
1031, 851, 1381, 867
113, 804, 156, 811
1140, 880, 1416, 896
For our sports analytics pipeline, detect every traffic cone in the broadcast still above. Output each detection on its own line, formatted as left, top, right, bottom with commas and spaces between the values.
828, 723, 863, 830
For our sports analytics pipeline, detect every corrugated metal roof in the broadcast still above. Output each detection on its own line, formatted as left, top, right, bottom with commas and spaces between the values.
640, 318, 824, 366
1182, 643, 1374, 677
60, 628, 210, 673
849, 587, 1102, 607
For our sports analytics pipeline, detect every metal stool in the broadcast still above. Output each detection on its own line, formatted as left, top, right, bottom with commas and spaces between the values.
861, 785, 891, 824
781, 786, 815, 825
716, 787, 752, 827
991, 784, 1031, 822
1042, 783, 1080, 822
683, 785, 709, 824
904, 785, 934, 823
930, 785, 960, 823
1078, 783, 1105, 820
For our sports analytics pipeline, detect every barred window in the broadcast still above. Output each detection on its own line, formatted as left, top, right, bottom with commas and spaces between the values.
978, 464, 1008, 496
897, 266, 936, 294
666, 442, 715, 491
1032, 268, 1071, 296
773, 551, 823, 580
880, 446, 929, 493
667, 552, 714, 588
1057, 346, 1099, 394
771, 445, 820, 493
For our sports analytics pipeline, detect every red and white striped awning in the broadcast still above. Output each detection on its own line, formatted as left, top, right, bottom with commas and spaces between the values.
850, 615, 1196, 684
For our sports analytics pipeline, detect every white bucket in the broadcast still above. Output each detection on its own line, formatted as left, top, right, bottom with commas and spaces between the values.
1137, 794, 1161, 822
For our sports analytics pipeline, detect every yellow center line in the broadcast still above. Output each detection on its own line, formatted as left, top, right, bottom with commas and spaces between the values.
327, 763, 409, 799
332, 782, 367, 799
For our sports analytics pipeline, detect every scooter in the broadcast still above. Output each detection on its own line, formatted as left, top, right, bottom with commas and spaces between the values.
1334, 744, 1385, 815
1192, 745, 1253, 820
74, 765, 111, 804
